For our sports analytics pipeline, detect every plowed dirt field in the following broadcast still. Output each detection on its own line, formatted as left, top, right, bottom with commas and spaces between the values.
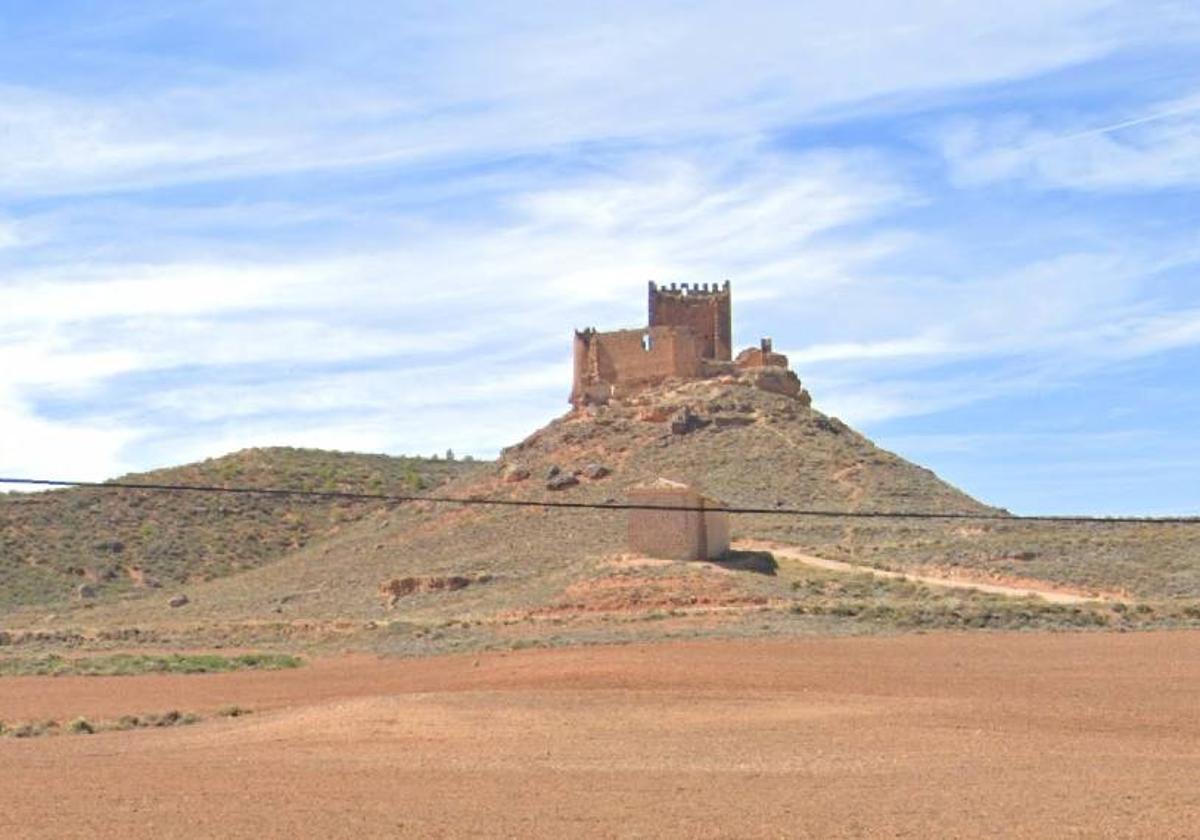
2, 632, 1198, 838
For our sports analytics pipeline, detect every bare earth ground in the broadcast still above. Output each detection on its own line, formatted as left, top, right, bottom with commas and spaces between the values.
2, 632, 1198, 839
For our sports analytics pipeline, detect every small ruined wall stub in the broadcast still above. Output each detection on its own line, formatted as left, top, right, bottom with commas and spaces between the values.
735, 346, 789, 370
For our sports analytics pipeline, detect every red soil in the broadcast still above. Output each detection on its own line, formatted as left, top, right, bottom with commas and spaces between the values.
2, 632, 1198, 838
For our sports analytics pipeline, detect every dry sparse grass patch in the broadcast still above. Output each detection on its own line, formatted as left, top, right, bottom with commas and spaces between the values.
0, 447, 486, 612
2, 709, 211, 738
0, 652, 302, 677
763, 519, 1200, 600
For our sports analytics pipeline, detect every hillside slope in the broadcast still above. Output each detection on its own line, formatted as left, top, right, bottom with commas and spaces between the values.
494, 375, 996, 514
24, 376, 1001, 628
0, 448, 484, 613
8, 375, 1197, 649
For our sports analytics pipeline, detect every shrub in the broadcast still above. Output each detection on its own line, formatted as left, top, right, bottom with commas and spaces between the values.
150, 710, 181, 727
68, 717, 95, 735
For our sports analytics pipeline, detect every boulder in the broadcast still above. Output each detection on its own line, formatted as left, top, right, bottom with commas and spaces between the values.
582, 463, 611, 480
546, 473, 579, 491
814, 415, 847, 435
168, 594, 189, 608
637, 405, 671, 423
76, 583, 97, 601
501, 463, 531, 483
713, 415, 755, 428
669, 407, 709, 435
745, 367, 803, 398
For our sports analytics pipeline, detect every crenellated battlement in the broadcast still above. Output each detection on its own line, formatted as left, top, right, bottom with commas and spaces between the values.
649, 280, 731, 297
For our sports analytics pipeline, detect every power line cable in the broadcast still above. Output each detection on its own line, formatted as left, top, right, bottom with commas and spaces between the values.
1, 476, 1198, 524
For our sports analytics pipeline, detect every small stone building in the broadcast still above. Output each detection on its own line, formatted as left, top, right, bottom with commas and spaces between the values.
627, 479, 730, 561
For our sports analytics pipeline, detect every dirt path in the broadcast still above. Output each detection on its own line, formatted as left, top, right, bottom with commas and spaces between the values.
736, 539, 1116, 604
2, 633, 1198, 839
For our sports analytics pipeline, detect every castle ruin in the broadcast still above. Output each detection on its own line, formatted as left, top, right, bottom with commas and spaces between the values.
571, 281, 802, 406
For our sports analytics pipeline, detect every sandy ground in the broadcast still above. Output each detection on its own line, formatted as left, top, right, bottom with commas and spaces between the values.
2, 632, 1198, 839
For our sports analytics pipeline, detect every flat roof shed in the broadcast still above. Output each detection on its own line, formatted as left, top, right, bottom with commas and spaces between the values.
627, 479, 730, 561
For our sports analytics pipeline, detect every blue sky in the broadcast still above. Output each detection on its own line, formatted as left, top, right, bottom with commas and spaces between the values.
2, 1, 1199, 514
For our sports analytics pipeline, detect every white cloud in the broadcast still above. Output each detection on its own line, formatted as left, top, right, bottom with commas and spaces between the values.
783, 245, 1200, 426
0, 145, 906, 475
5, 0, 1200, 510
0, 218, 20, 249
1105, 307, 1200, 356
0, 386, 136, 481
6, 135, 1200, 472
788, 334, 956, 365
939, 94, 1200, 191
0, 262, 323, 326
1, 1, 1182, 197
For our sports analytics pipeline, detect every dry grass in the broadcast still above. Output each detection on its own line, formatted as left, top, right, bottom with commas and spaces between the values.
1, 378, 1196, 653
0, 652, 302, 677
757, 518, 1200, 600
0, 447, 484, 612
2, 709, 207, 738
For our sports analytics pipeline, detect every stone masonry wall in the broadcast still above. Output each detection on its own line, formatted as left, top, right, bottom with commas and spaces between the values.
627, 484, 729, 561
572, 327, 703, 406
648, 281, 732, 361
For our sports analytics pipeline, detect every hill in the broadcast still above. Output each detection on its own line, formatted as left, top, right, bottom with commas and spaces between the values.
0, 448, 484, 613
4, 374, 1197, 651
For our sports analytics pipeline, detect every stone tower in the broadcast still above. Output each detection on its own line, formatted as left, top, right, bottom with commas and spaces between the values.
647, 281, 732, 361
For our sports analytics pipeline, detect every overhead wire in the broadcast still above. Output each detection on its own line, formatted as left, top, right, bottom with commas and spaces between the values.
1, 476, 1197, 524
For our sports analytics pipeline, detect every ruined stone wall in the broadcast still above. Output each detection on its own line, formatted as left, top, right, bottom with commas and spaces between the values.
572, 327, 703, 406
735, 338, 789, 370
648, 281, 732, 361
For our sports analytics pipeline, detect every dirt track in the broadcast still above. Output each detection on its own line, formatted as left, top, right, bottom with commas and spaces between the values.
2, 632, 1199, 838
738, 539, 1117, 604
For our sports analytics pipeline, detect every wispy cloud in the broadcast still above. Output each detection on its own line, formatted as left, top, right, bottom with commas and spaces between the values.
3, 1, 1200, 513
0, 144, 908, 477
939, 93, 1200, 191
0, 1, 1175, 197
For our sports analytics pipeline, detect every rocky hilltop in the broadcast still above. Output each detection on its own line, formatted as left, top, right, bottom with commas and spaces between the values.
494, 369, 995, 517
